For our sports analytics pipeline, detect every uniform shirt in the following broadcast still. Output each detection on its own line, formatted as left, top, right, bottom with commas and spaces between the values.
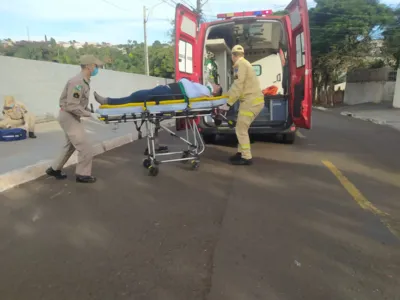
227, 57, 263, 107
59, 72, 92, 118
2, 96, 28, 120
179, 78, 211, 98
3, 103, 27, 120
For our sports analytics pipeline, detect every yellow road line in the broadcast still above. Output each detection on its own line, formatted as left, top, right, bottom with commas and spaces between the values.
322, 160, 399, 239
322, 160, 387, 216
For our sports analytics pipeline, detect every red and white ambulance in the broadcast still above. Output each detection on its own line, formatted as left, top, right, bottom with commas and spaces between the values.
174, 0, 312, 144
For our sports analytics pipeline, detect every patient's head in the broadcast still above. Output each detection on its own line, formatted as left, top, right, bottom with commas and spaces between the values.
211, 84, 223, 96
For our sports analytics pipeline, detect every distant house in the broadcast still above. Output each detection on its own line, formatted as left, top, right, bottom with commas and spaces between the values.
0, 39, 14, 48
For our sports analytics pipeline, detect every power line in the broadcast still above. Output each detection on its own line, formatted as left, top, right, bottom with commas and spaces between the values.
99, 0, 128, 11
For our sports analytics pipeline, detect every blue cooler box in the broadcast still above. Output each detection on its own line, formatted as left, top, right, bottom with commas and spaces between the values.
269, 98, 287, 121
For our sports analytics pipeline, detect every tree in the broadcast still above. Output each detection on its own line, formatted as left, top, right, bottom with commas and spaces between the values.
382, 6, 400, 68
0, 38, 175, 79
309, 0, 394, 102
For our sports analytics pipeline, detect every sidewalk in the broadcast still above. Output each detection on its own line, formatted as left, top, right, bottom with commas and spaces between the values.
314, 103, 400, 131
0, 119, 153, 192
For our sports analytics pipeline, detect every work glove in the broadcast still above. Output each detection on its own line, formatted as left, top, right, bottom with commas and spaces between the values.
219, 103, 230, 112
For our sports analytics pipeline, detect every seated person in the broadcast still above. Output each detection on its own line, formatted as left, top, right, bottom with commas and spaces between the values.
0, 95, 37, 138
94, 78, 223, 105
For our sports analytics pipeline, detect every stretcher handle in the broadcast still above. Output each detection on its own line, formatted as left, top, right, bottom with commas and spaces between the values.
212, 108, 236, 128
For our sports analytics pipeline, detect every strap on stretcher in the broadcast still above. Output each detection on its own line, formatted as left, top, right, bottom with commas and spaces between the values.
134, 119, 145, 139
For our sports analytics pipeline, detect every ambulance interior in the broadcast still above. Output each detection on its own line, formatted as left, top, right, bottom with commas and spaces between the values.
203, 20, 289, 124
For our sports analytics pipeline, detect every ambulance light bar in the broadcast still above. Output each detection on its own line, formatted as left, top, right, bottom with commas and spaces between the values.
217, 10, 273, 19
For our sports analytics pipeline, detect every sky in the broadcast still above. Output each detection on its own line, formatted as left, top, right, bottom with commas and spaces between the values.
0, 0, 398, 45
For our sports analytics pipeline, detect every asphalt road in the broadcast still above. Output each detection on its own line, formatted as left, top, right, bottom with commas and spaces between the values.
0, 110, 399, 300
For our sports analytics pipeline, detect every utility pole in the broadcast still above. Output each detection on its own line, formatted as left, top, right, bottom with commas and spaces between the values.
196, 0, 202, 24
143, 6, 150, 76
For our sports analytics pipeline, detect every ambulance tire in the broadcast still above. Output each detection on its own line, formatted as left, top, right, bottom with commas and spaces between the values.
282, 132, 296, 144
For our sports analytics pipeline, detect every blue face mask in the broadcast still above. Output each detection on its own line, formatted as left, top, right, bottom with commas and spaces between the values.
91, 67, 99, 77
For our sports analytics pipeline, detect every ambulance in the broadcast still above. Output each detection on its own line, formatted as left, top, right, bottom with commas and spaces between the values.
174, 0, 312, 144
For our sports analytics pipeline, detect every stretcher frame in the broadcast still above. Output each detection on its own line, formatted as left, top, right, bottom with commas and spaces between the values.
94, 95, 227, 176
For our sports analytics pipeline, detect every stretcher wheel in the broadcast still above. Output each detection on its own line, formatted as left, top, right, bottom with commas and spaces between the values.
190, 160, 200, 171
143, 158, 151, 169
148, 166, 159, 176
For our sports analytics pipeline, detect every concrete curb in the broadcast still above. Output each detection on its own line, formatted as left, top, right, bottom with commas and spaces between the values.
0, 133, 136, 193
340, 111, 387, 125
0, 120, 175, 193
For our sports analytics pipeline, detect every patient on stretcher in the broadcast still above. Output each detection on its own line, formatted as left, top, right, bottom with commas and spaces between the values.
94, 78, 223, 106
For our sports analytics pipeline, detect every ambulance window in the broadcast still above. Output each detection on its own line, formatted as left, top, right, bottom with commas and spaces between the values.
295, 32, 305, 68
178, 40, 193, 74
252, 65, 262, 76
181, 16, 197, 38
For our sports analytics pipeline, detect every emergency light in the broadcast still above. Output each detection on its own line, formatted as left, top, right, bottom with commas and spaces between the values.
217, 10, 273, 19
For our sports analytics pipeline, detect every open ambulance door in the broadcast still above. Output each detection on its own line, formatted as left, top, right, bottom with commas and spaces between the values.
286, 0, 312, 129
174, 3, 200, 82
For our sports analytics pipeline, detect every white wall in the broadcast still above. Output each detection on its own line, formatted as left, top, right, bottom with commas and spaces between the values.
0, 56, 173, 120
334, 82, 346, 91
344, 81, 395, 105
393, 68, 400, 108
383, 82, 396, 102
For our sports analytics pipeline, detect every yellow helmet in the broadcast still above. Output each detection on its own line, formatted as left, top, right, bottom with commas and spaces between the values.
231, 45, 245, 53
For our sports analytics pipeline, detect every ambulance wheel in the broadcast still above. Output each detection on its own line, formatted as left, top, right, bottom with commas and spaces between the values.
190, 160, 200, 171
282, 132, 296, 144
148, 165, 159, 177
143, 158, 151, 169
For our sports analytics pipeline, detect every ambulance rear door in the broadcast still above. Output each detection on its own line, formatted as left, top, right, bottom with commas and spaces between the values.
174, 3, 201, 82
285, 0, 312, 129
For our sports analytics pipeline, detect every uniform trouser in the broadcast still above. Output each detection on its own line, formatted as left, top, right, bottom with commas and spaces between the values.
107, 83, 184, 105
235, 103, 264, 160
0, 113, 36, 132
51, 110, 93, 176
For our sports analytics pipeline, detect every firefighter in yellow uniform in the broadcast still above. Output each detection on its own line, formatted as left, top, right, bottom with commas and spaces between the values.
220, 45, 264, 165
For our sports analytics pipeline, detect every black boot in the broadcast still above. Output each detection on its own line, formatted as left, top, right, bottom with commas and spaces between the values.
46, 167, 67, 179
144, 145, 169, 155
29, 132, 37, 138
230, 157, 253, 166
229, 152, 242, 161
76, 175, 97, 183
94, 91, 108, 105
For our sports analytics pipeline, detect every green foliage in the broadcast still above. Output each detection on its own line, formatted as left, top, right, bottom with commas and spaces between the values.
309, 0, 395, 90
0, 38, 174, 79
2, 1, 399, 86
382, 6, 400, 68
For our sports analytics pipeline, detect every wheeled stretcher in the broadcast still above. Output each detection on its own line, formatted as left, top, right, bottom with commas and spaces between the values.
94, 95, 228, 176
